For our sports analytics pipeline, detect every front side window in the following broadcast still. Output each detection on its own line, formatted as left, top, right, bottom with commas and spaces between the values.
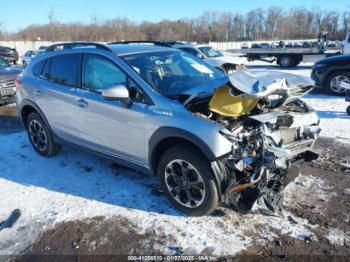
198, 47, 223, 58
82, 54, 147, 103
82, 54, 127, 91
121, 51, 225, 96
48, 54, 79, 86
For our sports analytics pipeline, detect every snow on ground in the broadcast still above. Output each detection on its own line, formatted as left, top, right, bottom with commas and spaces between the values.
302, 94, 350, 141
0, 62, 349, 255
326, 228, 350, 246
0, 131, 324, 255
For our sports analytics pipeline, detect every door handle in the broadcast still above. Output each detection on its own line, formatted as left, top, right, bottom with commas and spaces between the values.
76, 98, 88, 108
34, 90, 44, 96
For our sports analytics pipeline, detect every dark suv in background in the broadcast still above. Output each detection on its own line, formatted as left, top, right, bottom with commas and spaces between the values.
0, 45, 19, 64
311, 54, 350, 95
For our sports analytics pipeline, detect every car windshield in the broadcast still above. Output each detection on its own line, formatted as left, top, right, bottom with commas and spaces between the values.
198, 47, 223, 58
0, 59, 10, 68
121, 51, 225, 96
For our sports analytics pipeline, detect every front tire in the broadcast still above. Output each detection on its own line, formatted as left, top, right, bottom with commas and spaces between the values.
157, 145, 219, 216
325, 71, 350, 95
26, 112, 61, 157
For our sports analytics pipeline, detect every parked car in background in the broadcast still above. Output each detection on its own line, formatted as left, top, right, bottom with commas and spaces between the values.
21, 50, 44, 66
38, 46, 48, 51
109, 41, 243, 74
311, 54, 350, 94
0, 58, 22, 105
17, 42, 320, 216
172, 43, 242, 73
0, 46, 19, 64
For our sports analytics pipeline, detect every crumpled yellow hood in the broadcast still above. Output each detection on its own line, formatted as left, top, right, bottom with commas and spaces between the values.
209, 86, 258, 117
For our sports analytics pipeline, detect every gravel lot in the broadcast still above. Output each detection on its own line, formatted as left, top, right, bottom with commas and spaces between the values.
0, 63, 349, 260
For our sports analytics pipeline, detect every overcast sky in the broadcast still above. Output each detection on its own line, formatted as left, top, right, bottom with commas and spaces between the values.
1, 0, 350, 32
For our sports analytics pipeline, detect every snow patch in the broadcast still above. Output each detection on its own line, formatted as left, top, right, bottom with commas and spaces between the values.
284, 174, 336, 212
326, 228, 350, 246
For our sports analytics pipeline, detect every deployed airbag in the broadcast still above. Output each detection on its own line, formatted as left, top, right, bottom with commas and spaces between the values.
209, 86, 258, 117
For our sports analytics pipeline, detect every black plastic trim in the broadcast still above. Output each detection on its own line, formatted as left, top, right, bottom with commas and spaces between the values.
18, 99, 60, 143
148, 127, 217, 170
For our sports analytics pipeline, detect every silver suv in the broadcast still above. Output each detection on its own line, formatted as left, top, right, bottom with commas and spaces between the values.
16, 42, 320, 216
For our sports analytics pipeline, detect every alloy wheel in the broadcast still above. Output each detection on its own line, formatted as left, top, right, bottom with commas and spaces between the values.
164, 159, 206, 208
29, 119, 48, 152
330, 75, 349, 93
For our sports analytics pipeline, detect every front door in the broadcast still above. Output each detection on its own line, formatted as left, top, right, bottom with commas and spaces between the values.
75, 53, 147, 165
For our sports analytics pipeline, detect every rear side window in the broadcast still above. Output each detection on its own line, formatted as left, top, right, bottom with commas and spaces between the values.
32, 59, 46, 76
48, 54, 79, 87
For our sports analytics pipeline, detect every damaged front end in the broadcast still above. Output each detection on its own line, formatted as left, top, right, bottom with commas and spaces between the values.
187, 70, 321, 214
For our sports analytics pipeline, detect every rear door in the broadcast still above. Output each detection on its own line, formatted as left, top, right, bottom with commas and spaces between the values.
32, 53, 82, 141
74, 53, 147, 165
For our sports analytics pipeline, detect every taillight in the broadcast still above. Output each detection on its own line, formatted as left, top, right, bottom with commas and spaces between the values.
15, 79, 22, 90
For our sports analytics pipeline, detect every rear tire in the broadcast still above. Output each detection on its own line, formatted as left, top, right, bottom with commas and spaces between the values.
347, 105, 350, 116
157, 145, 219, 216
278, 55, 294, 68
26, 112, 61, 157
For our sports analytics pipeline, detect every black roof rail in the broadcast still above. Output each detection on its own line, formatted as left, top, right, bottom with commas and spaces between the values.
107, 41, 180, 47
45, 42, 112, 52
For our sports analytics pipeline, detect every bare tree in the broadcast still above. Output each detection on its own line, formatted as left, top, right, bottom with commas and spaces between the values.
10, 7, 350, 42
0, 22, 4, 40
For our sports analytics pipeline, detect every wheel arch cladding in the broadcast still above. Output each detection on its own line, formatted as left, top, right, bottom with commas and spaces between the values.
20, 100, 51, 131
326, 69, 350, 82
21, 105, 38, 125
149, 127, 217, 173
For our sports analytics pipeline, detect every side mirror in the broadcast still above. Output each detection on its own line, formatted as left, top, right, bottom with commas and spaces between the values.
102, 85, 130, 105
197, 53, 205, 59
